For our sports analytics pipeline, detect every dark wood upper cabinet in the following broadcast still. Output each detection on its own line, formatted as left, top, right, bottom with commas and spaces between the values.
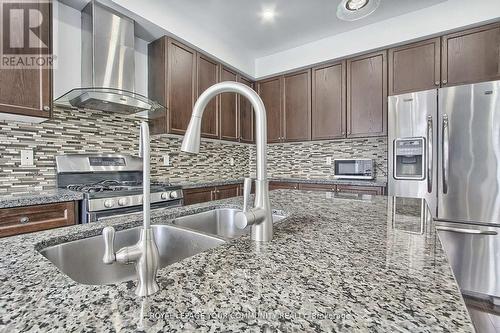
167, 39, 197, 135
148, 37, 168, 134
238, 76, 254, 143
0, 1, 52, 119
347, 50, 387, 138
257, 76, 283, 143
197, 53, 219, 138
442, 23, 500, 87
311, 61, 346, 140
283, 69, 311, 142
220, 66, 238, 141
388, 38, 441, 95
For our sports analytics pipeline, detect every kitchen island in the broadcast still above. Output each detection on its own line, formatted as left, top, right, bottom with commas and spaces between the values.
0, 190, 473, 332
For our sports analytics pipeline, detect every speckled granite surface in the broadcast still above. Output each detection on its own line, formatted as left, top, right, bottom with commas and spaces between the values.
178, 177, 387, 189
0, 189, 83, 209
0, 191, 472, 332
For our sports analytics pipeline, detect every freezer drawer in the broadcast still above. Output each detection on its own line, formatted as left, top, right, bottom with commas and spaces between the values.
436, 222, 500, 304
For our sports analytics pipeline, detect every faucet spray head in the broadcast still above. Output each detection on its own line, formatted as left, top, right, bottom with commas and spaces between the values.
181, 116, 202, 154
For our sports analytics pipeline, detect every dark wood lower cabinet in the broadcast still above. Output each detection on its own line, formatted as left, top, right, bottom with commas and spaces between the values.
183, 187, 215, 205
336, 185, 385, 195
0, 201, 77, 238
298, 183, 336, 192
183, 184, 240, 205
269, 182, 299, 190
214, 184, 239, 200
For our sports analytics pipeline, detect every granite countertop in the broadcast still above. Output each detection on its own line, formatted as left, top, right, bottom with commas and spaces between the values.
0, 189, 84, 209
177, 177, 387, 189
0, 191, 472, 332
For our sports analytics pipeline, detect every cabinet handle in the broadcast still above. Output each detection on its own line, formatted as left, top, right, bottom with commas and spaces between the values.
435, 81, 440, 86
442, 79, 448, 85
19, 216, 30, 224
43, 105, 50, 112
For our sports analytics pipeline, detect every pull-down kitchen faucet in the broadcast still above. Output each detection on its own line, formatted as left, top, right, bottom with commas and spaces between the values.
181, 82, 273, 242
102, 121, 160, 297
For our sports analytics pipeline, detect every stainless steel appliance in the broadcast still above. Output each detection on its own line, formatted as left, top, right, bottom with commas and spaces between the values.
389, 80, 500, 305
333, 159, 374, 180
388, 89, 438, 215
56, 154, 182, 223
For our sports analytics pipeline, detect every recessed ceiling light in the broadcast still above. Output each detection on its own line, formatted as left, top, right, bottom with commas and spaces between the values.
346, 0, 369, 11
337, 0, 380, 21
260, 5, 277, 23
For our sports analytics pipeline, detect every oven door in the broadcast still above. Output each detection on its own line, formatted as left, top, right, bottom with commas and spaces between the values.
84, 200, 182, 223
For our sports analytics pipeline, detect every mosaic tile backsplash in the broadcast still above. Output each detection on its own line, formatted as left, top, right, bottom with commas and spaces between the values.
249, 137, 388, 181
0, 108, 249, 194
1, 107, 387, 194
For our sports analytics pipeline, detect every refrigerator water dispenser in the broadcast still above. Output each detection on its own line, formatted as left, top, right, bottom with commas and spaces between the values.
394, 138, 425, 180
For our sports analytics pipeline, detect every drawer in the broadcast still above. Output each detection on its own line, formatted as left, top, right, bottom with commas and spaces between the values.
336, 185, 384, 195
269, 182, 299, 190
298, 183, 336, 192
0, 201, 77, 237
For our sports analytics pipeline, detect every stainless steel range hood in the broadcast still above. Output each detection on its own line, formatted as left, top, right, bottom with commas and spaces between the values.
54, 1, 164, 117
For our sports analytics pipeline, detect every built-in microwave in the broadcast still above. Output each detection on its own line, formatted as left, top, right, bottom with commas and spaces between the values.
333, 159, 374, 180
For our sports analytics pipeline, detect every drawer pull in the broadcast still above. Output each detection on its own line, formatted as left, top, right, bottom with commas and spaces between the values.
19, 217, 30, 224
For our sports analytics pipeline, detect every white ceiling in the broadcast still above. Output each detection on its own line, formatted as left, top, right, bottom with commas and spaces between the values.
149, 0, 447, 58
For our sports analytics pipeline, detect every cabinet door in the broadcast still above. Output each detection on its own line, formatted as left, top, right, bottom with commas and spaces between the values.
0, 1, 52, 119
258, 77, 283, 143
311, 62, 346, 140
197, 53, 219, 138
0, 202, 76, 238
388, 38, 441, 95
298, 183, 336, 192
283, 70, 311, 142
238, 76, 254, 143
336, 185, 384, 195
220, 67, 238, 141
148, 37, 168, 134
347, 50, 387, 138
269, 182, 298, 190
215, 185, 239, 199
167, 39, 197, 135
183, 187, 215, 205
442, 23, 500, 87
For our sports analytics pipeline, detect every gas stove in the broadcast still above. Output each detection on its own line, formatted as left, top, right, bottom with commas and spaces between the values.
56, 154, 183, 223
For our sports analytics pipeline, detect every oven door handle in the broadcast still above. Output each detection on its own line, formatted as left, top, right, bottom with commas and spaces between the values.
427, 115, 433, 193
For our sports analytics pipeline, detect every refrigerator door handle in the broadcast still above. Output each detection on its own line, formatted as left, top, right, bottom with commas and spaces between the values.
427, 115, 433, 193
442, 114, 449, 194
436, 226, 498, 235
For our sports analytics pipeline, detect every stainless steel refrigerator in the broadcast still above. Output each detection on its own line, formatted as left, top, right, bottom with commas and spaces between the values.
389, 80, 500, 305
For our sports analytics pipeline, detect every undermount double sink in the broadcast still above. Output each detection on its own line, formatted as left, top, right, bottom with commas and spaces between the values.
39, 208, 285, 285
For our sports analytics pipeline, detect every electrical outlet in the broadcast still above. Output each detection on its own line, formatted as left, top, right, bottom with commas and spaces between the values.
20, 149, 34, 166
229, 157, 235, 166
326, 156, 332, 165
163, 154, 171, 166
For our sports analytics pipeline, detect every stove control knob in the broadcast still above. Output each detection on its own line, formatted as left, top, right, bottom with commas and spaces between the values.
161, 192, 170, 200
104, 200, 115, 208
118, 198, 128, 206
170, 191, 178, 199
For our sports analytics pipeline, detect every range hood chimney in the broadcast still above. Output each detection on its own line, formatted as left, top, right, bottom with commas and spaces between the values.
55, 1, 164, 117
